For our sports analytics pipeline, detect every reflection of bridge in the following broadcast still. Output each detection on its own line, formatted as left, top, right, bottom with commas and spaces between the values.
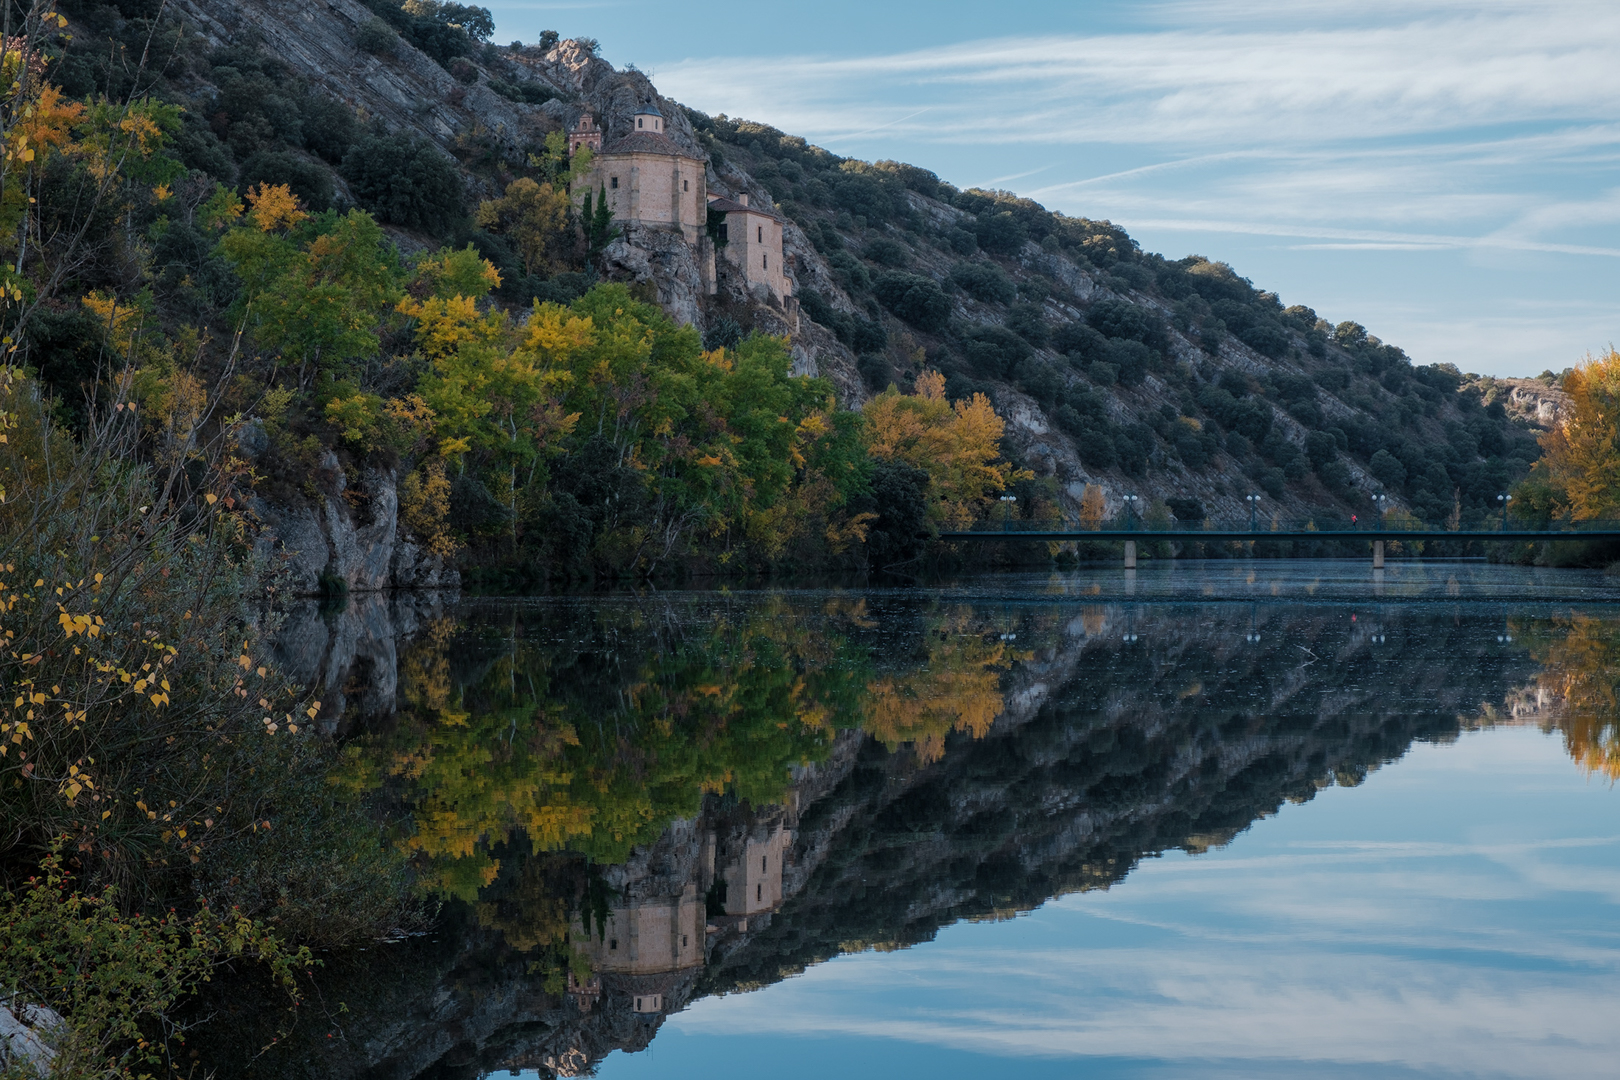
941, 519, 1620, 567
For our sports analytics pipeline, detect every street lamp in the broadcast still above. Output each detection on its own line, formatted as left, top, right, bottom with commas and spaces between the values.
1245, 493, 1262, 531
1000, 494, 1017, 532
1497, 492, 1512, 530
1373, 492, 1388, 531
1121, 493, 1140, 529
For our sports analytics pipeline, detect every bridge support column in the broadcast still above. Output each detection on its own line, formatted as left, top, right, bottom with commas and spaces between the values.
1124, 540, 1137, 569
1372, 540, 1384, 569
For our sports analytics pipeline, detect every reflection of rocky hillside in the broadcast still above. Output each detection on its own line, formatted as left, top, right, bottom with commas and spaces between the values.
206, 599, 1543, 1078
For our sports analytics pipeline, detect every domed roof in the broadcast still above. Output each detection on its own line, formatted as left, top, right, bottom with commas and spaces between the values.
634, 103, 664, 117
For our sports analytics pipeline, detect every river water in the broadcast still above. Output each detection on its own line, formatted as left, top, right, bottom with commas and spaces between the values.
214, 562, 1620, 1079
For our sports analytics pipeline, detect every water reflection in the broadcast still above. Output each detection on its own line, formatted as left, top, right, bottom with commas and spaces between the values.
212, 565, 1620, 1079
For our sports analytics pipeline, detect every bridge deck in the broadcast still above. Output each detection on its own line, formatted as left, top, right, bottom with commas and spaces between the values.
941, 528, 1620, 542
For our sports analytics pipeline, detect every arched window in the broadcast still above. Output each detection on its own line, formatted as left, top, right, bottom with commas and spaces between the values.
763, 254, 768, 269
637, 117, 643, 128
757, 225, 763, 243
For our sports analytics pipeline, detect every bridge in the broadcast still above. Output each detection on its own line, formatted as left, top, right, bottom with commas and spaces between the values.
939, 518, 1620, 567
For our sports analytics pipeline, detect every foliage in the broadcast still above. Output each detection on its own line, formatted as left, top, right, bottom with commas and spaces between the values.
0, 853, 311, 1079
863, 371, 1026, 528
340, 134, 464, 235
1521, 348, 1620, 521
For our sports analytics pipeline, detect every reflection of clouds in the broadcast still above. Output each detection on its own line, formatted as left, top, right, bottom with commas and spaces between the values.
665, 731, 1620, 1078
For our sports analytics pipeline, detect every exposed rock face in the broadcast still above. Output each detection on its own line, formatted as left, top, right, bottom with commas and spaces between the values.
1502, 378, 1568, 429
0, 1002, 61, 1074
250, 453, 459, 596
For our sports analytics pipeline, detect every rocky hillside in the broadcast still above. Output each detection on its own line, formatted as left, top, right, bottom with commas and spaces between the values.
47, 0, 1549, 546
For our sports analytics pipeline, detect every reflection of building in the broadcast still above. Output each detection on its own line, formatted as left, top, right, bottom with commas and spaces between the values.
572, 882, 704, 975
718, 823, 789, 917
565, 970, 600, 1013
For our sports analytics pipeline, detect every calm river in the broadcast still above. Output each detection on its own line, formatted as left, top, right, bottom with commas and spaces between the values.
203, 562, 1620, 1079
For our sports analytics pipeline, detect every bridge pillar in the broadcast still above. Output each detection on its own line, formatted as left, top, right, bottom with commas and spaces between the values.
1372, 540, 1384, 569
1124, 540, 1137, 569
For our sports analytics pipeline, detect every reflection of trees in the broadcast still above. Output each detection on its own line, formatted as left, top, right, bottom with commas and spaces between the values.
1516, 613, 1620, 780
863, 607, 1023, 764
348, 600, 873, 901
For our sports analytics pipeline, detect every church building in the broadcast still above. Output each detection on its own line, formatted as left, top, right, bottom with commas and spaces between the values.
571, 106, 708, 246
567, 106, 795, 316
705, 192, 792, 305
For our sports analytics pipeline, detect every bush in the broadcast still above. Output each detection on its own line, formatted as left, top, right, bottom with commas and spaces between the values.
960, 324, 1031, 378
975, 210, 1026, 254
1369, 448, 1406, 490
1088, 299, 1160, 345
238, 150, 335, 212
872, 271, 950, 332
863, 236, 909, 267
947, 227, 977, 255
1110, 339, 1157, 386
1167, 497, 1205, 521
341, 133, 464, 234
1052, 321, 1110, 364
950, 261, 1015, 305
833, 174, 894, 221
1075, 426, 1117, 469
1005, 302, 1048, 347
356, 16, 397, 55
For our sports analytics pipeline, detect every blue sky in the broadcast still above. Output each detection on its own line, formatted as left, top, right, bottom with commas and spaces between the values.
479, 1, 1620, 378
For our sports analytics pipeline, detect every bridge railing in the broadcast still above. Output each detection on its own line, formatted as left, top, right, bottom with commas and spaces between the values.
947, 517, 1620, 536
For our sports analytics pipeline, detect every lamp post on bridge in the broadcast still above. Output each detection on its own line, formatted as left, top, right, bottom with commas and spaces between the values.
1497, 492, 1512, 531
1245, 493, 1262, 532
1000, 494, 1017, 533
1373, 493, 1388, 529
1121, 494, 1140, 570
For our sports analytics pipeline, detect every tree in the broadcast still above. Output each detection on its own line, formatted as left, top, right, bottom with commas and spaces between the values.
476, 177, 575, 276
1523, 348, 1620, 520
863, 370, 1026, 527
340, 133, 464, 234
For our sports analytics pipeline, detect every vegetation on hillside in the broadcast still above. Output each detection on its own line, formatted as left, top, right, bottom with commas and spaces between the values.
693, 113, 1545, 530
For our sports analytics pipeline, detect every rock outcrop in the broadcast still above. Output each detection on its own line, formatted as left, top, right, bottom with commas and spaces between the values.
250, 452, 459, 596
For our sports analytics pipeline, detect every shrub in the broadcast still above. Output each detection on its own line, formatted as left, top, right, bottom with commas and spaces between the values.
863, 236, 909, 267
1075, 426, 1117, 469
960, 324, 1031, 379
948, 227, 977, 255
1052, 321, 1109, 364
1088, 299, 1160, 345
872, 271, 950, 332
1004, 302, 1048, 347
237, 150, 334, 212
356, 16, 397, 54
1369, 448, 1407, 489
1167, 497, 1205, 521
341, 133, 464, 234
975, 210, 1026, 254
950, 261, 1016, 305
1110, 339, 1157, 386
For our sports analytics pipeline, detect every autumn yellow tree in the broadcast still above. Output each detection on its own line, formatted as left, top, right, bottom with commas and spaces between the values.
1523, 348, 1620, 520
863, 370, 1026, 527
476, 177, 576, 276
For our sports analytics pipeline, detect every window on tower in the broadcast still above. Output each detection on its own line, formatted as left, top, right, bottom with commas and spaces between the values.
610, 176, 618, 189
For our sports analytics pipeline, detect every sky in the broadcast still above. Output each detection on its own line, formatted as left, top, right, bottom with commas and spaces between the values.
476, 1, 1620, 378
587, 726, 1620, 1079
